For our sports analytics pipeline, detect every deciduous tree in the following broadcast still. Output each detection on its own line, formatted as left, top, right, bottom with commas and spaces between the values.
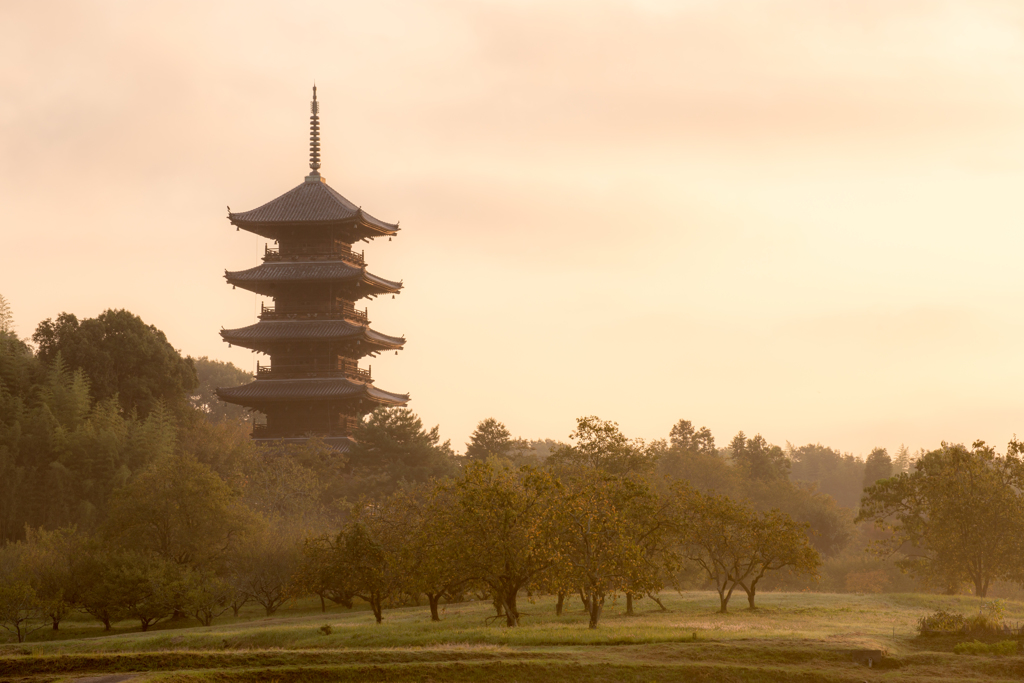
857, 440, 1024, 597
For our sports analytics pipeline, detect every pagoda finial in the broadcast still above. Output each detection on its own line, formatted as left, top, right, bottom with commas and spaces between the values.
306, 84, 323, 182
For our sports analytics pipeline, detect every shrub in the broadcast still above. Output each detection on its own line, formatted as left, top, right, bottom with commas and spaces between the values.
319, 624, 333, 636
953, 640, 1018, 656
918, 610, 966, 635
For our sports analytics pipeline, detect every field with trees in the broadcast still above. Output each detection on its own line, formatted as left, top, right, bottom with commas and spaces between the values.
3, 299, 1024, 680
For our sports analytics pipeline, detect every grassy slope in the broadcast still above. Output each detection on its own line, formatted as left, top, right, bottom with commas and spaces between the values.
3, 592, 1024, 682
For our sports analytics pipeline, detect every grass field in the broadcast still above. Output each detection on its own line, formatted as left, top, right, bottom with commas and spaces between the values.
3, 591, 1024, 682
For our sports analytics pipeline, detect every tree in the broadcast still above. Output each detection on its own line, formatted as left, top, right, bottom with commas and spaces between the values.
730, 432, 790, 482
388, 484, 471, 622
734, 509, 820, 609
20, 526, 84, 630
226, 522, 302, 617
863, 447, 892, 489
857, 441, 1024, 597
893, 444, 911, 474
788, 443, 865, 509
320, 508, 409, 624
343, 408, 457, 500
0, 582, 45, 643
33, 309, 198, 418
189, 357, 252, 422
548, 467, 670, 627
107, 552, 181, 632
668, 484, 754, 613
465, 418, 531, 462
104, 453, 251, 571
549, 416, 654, 475
0, 294, 13, 334
444, 462, 558, 626
669, 419, 716, 455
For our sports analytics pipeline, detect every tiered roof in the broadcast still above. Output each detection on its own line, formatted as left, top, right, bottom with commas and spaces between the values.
224, 262, 402, 298
228, 180, 399, 241
221, 320, 405, 355
218, 377, 409, 405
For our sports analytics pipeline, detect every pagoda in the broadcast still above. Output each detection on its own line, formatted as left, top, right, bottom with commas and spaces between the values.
216, 86, 409, 446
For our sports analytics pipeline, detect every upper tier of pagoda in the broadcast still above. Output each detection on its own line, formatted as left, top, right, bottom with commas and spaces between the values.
228, 179, 399, 242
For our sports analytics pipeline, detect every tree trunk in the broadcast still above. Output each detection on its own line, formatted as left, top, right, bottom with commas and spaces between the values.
744, 578, 759, 609
101, 616, 112, 631
319, 593, 326, 613
717, 583, 735, 613
371, 595, 383, 624
493, 593, 504, 617
579, 590, 591, 614
555, 592, 565, 616
587, 593, 605, 629
503, 588, 520, 627
974, 576, 988, 598
647, 592, 667, 611
625, 593, 634, 616
428, 593, 441, 622
52, 618, 59, 631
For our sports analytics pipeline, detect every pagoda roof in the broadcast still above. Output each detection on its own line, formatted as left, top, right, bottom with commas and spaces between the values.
217, 377, 409, 405
228, 179, 398, 234
221, 320, 405, 349
225, 262, 402, 298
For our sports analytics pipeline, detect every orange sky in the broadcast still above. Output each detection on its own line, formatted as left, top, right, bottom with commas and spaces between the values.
4, 0, 1024, 456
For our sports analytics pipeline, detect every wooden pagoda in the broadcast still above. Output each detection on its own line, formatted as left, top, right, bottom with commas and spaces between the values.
217, 86, 409, 446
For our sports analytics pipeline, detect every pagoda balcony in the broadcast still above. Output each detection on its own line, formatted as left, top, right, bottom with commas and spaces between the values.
264, 244, 365, 266
260, 302, 369, 325
252, 415, 362, 439
256, 361, 372, 382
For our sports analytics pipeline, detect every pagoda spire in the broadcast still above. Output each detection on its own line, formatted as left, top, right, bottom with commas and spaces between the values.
307, 84, 322, 182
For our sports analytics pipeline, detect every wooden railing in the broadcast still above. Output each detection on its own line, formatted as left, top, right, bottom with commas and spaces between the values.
260, 302, 368, 325
251, 417, 361, 439
256, 361, 371, 382
264, 244, 365, 266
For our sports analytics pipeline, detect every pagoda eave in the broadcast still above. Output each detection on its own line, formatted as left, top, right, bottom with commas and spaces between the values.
216, 378, 409, 407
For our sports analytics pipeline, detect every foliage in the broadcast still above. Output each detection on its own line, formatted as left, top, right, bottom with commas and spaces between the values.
465, 418, 531, 462
442, 462, 559, 626
729, 432, 790, 482
788, 443, 865, 509
343, 408, 457, 500
0, 294, 13, 334
32, 309, 198, 419
313, 510, 409, 624
668, 419, 716, 455
549, 416, 654, 475
917, 609, 966, 634
189, 356, 252, 422
857, 440, 1024, 597
0, 581, 45, 643
862, 447, 892, 489
225, 522, 302, 617
668, 483, 819, 612
104, 453, 252, 570
547, 467, 672, 627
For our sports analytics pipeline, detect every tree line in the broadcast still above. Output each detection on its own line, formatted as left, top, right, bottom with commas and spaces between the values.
4, 303, 1024, 640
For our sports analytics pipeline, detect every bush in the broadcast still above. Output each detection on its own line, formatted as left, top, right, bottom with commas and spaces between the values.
319, 624, 333, 636
953, 640, 1018, 656
918, 610, 966, 635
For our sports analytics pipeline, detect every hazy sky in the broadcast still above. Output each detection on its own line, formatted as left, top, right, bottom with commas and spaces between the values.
4, 0, 1024, 456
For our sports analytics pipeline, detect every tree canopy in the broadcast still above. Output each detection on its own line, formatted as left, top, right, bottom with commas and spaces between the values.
857, 440, 1024, 597
32, 310, 197, 418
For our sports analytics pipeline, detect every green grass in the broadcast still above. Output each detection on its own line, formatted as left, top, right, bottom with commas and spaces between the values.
3, 592, 1024, 681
